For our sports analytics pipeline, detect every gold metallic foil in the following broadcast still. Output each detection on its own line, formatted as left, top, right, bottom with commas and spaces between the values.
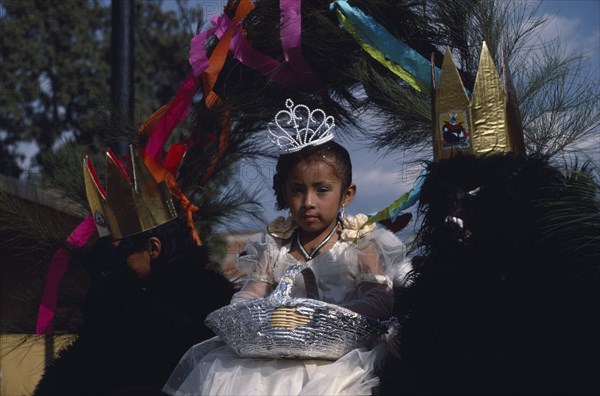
471, 42, 509, 155
434, 47, 472, 160
433, 42, 526, 161
83, 145, 177, 240
83, 157, 111, 238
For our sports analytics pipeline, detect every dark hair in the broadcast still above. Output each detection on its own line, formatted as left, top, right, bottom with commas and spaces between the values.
116, 217, 196, 268
272, 141, 352, 210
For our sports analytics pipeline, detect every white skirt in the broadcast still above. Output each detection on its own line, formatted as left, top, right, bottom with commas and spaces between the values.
163, 336, 386, 396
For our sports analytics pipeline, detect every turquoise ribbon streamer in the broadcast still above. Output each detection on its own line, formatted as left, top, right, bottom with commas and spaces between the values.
365, 164, 429, 227
330, 0, 440, 92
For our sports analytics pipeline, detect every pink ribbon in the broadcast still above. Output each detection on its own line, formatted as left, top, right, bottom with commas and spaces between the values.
36, 214, 96, 334
279, 0, 322, 89
145, 73, 199, 164
189, 13, 230, 78
188, 0, 322, 91
229, 26, 305, 89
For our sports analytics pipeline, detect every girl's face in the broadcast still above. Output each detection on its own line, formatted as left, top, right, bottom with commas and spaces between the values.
284, 158, 355, 238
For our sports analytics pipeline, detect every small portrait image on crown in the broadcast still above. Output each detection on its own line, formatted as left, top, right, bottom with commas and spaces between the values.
440, 110, 470, 149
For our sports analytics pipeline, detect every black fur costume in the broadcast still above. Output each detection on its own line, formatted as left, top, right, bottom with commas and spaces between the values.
378, 153, 600, 395
34, 221, 234, 396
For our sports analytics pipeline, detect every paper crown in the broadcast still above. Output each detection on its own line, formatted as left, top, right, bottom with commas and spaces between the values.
432, 42, 526, 161
83, 145, 178, 240
267, 99, 335, 153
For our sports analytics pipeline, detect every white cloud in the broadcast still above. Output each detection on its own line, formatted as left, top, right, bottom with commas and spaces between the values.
539, 13, 600, 59
353, 167, 412, 197
351, 154, 424, 213
534, 0, 600, 78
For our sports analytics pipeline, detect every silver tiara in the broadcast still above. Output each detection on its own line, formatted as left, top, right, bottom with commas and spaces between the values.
267, 99, 335, 153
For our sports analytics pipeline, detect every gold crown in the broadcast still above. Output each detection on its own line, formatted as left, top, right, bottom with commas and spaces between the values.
83, 145, 178, 240
432, 42, 526, 161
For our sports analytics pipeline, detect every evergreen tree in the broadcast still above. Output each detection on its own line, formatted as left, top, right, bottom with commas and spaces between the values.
0, 0, 203, 177
1, 0, 109, 176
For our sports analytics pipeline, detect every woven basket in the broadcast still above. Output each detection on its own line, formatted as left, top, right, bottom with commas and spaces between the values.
205, 264, 394, 360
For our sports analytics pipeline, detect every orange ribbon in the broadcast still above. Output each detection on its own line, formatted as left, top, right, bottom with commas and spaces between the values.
141, 150, 202, 246
135, 0, 254, 245
201, 0, 256, 108
138, 100, 172, 137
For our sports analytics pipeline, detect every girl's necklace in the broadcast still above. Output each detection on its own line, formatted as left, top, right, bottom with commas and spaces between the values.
296, 221, 340, 261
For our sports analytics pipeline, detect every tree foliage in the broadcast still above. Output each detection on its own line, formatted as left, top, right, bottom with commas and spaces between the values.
0, 0, 202, 177
1, 0, 109, 175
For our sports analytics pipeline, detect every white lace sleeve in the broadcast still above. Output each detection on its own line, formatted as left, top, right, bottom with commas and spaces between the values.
358, 228, 407, 280
340, 228, 407, 319
230, 233, 278, 304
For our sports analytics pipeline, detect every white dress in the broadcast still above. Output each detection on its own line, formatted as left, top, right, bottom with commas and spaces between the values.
163, 226, 407, 396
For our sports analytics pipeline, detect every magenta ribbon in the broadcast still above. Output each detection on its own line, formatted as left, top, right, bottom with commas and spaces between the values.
36, 214, 96, 334
189, 13, 230, 78
188, 0, 322, 91
229, 27, 306, 88
145, 73, 199, 164
279, 0, 322, 89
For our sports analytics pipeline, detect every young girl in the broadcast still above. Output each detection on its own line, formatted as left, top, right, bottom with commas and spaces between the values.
163, 101, 407, 395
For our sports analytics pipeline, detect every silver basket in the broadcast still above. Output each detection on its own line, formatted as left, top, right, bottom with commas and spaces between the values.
205, 264, 394, 360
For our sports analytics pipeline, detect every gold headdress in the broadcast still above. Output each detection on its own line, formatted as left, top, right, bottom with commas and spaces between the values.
83, 145, 178, 240
432, 42, 526, 161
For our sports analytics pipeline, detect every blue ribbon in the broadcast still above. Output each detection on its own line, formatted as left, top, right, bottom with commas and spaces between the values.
330, 0, 441, 91
365, 162, 430, 227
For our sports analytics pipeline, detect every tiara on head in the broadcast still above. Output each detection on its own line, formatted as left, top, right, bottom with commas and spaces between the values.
267, 99, 335, 153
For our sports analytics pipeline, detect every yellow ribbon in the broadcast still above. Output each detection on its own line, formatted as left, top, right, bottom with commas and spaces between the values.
335, 8, 428, 93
